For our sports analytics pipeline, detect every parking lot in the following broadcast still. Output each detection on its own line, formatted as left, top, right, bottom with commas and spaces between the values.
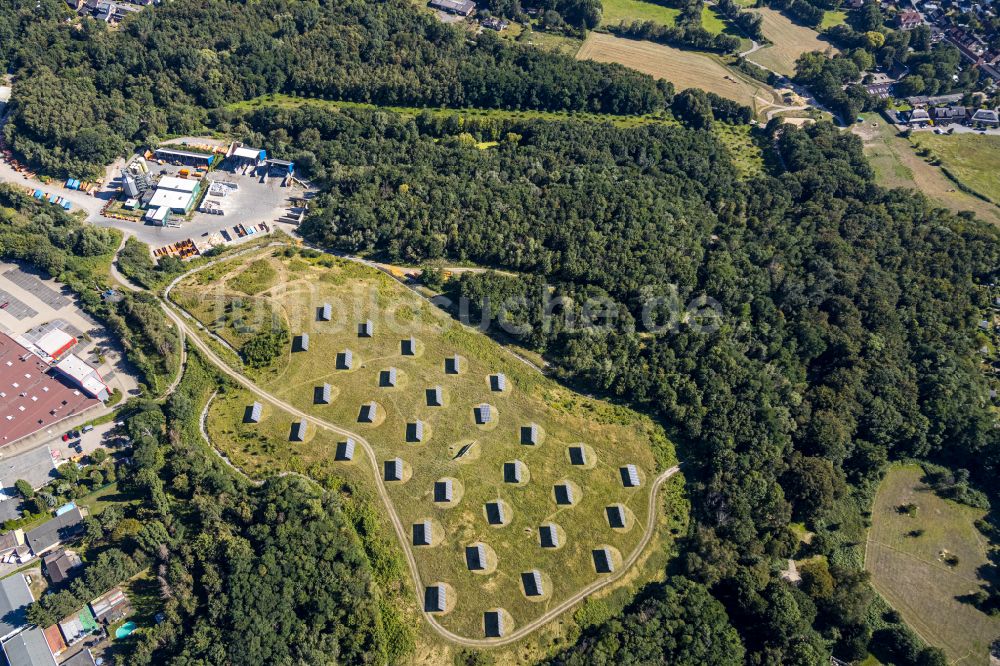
0, 261, 140, 400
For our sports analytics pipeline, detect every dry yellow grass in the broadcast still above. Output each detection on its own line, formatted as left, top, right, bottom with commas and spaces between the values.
749, 8, 839, 77
576, 33, 782, 114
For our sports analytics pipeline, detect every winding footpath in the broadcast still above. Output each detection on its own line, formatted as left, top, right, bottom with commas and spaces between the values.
157, 244, 683, 647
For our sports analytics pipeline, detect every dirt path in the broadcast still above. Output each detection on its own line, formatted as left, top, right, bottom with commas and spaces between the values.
163, 248, 683, 647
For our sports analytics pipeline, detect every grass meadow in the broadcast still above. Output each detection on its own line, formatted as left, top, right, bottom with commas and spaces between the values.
866, 465, 999, 665
184, 250, 677, 640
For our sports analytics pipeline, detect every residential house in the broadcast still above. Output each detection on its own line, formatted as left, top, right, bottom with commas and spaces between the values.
25, 507, 87, 557
42, 550, 82, 585
1, 628, 56, 666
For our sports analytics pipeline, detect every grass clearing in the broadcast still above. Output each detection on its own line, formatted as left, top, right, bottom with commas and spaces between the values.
748, 7, 839, 77
821, 9, 847, 28
910, 132, 1000, 205
191, 250, 678, 640
518, 29, 585, 56
576, 33, 783, 118
701, 5, 729, 34
852, 118, 1000, 226
600, 0, 680, 27
866, 465, 1000, 665
713, 122, 765, 178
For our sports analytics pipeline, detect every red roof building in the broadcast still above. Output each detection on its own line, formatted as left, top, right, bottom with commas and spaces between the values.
0, 334, 100, 446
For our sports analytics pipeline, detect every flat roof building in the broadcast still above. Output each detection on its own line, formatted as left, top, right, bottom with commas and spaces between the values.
0, 334, 101, 445
429, 0, 475, 15
154, 147, 216, 166
33, 330, 76, 362
335, 438, 355, 461
384, 458, 403, 481
156, 176, 198, 193
52, 355, 108, 401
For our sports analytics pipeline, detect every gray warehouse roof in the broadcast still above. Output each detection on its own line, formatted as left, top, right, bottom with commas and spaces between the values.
1, 627, 57, 666
0, 574, 32, 640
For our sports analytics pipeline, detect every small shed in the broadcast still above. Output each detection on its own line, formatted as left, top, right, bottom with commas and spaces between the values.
319, 303, 332, 322
246, 402, 263, 424
490, 373, 506, 392
427, 386, 444, 407
413, 521, 432, 546
520, 424, 539, 445
401, 337, 417, 356
338, 349, 354, 370
484, 610, 503, 638
568, 446, 587, 466
466, 543, 487, 571
407, 420, 425, 442
485, 502, 506, 525
384, 458, 403, 481
621, 465, 641, 488
335, 438, 355, 461
522, 570, 543, 597
503, 460, 523, 484
606, 505, 626, 529
539, 524, 559, 548
294, 334, 309, 352
359, 320, 374, 337
554, 483, 574, 506
359, 402, 378, 423
289, 421, 306, 442
425, 585, 447, 613
434, 479, 453, 503
315, 383, 332, 405
475, 404, 492, 425
593, 548, 614, 573
445, 355, 461, 374
381, 367, 398, 387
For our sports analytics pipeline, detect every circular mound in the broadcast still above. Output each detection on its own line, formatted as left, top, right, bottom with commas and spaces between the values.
465, 541, 499, 575
432, 477, 464, 509
483, 499, 512, 527
552, 479, 582, 507
566, 443, 597, 469
449, 439, 481, 463
502, 459, 530, 486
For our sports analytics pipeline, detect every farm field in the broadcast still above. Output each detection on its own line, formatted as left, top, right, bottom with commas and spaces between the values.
748, 7, 838, 76
909, 132, 1000, 205
179, 249, 676, 641
600, 0, 680, 27
853, 118, 1000, 226
576, 33, 784, 116
866, 465, 1000, 665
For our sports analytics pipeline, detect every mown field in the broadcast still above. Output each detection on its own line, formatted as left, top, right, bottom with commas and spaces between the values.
180, 250, 676, 640
600, 0, 680, 27
576, 33, 783, 116
866, 465, 1000, 665
910, 132, 1000, 205
748, 7, 839, 76
853, 118, 1000, 226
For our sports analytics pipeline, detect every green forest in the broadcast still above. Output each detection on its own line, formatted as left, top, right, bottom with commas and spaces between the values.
1, 0, 999, 661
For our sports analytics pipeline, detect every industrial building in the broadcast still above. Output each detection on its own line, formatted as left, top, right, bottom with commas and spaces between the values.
154, 147, 217, 168
31, 329, 76, 362
52, 354, 109, 401
0, 334, 101, 446
429, 0, 475, 15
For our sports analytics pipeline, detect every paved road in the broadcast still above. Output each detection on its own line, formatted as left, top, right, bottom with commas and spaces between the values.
164, 250, 683, 647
